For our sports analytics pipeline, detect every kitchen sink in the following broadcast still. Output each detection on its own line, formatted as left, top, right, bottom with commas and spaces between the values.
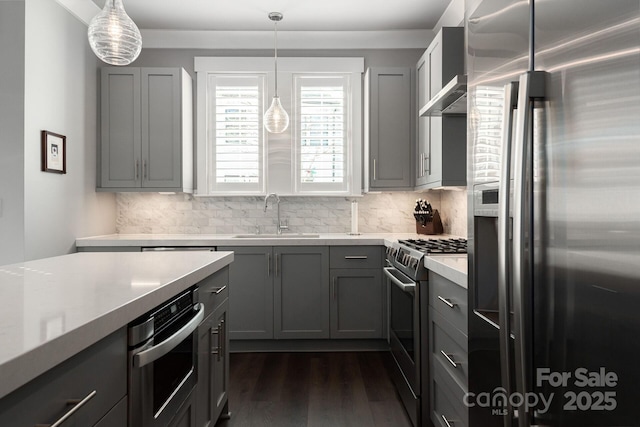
232, 233, 320, 238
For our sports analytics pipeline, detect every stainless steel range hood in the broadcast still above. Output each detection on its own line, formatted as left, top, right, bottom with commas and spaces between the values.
419, 74, 467, 116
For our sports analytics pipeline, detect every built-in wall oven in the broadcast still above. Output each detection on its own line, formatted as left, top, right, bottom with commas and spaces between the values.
128, 287, 205, 427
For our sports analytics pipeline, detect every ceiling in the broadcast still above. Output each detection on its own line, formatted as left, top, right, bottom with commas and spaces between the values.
96, 0, 453, 32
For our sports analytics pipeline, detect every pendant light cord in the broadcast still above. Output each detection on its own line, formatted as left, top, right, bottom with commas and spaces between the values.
274, 20, 279, 96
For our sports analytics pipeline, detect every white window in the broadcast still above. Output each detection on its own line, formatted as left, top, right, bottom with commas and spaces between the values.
207, 74, 265, 193
294, 74, 351, 193
195, 57, 363, 196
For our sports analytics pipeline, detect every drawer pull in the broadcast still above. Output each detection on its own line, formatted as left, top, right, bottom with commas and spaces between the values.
35, 390, 97, 427
440, 350, 458, 368
438, 295, 456, 308
344, 255, 368, 260
441, 414, 455, 427
207, 285, 227, 295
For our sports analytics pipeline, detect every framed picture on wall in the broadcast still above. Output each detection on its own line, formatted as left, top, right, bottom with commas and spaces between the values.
41, 130, 66, 174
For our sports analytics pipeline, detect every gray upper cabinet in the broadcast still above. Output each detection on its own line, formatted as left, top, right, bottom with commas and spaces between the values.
274, 246, 330, 339
99, 67, 193, 192
365, 67, 415, 191
219, 246, 274, 340
416, 27, 466, 190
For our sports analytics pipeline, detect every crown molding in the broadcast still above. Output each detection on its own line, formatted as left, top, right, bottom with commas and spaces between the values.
141, 29, 434, 50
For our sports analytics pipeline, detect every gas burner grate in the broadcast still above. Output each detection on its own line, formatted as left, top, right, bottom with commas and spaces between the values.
398, 238, 467, 254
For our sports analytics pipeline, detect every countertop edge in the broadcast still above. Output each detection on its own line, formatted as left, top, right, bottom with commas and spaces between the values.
424, 255, 468, 289
0, 252, 233, 400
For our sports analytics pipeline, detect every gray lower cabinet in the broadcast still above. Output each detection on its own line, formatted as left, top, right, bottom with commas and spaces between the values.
365, 67, 415, 190
429, 270, 469, 427
196, 269, 230, 427
0, 328, 127, 427
330, 268, 384, 338
274, 246, 330, 339
99, 67, 193, 192
329, 245, 385, 339
218, 246, 274, 340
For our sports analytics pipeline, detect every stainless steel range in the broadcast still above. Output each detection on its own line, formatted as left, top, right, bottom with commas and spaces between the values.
384, 237, 467, 426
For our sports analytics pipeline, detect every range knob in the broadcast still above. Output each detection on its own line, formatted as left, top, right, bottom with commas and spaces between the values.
410, 258, 419, 269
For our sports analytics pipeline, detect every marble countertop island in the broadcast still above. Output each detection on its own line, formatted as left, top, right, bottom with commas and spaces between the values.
0, 250, 233, 399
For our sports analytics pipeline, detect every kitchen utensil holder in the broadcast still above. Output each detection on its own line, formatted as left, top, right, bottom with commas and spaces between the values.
415, 209, 444, 235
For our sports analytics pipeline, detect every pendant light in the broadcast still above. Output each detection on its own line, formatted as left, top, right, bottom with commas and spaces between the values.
263, 12, 290, 134
88, 0, 142, 66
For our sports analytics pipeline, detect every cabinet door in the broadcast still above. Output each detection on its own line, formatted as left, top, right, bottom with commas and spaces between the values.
330, 268, 384, 339
367, 67, 414, 189
416, 53, 430, 186
100, 68, 141, 188
210, 301, 229, 423
219, 246, 274, 340
195, 301, 228, 427
141, 68, 183, 189
274, 246, 330, 339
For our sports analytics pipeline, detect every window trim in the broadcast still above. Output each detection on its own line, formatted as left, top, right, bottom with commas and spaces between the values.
195, 57, 364, 196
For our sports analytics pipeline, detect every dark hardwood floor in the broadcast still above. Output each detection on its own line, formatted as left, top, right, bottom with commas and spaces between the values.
215, 351, 413, 427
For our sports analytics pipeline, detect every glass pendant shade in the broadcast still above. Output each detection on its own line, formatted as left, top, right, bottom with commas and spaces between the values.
264, 12, 289, 134
88, 0, 142, 66
264, 96, 290, 133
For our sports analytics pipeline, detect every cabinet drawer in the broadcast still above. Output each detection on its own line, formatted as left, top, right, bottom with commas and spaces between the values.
432, 310, 468, 388
429, 271, 468, 334
432, 361, 469, 427
198, 266, 229, 315
0, 328, 127, 427
330, 246, 382, 269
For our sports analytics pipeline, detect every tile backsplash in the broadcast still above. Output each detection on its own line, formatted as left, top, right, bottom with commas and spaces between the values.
116, 190, 468, 237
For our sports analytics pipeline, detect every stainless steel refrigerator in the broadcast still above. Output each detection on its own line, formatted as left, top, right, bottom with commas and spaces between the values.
466, 0, 640, 426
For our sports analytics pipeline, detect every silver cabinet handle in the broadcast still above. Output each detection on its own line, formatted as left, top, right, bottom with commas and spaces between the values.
206, 285, 227, 295
134, 303, 204, 368
267, 253, 271, 276
219, 318, 225, 362
441, 414, 454, 427
512, 70, 547, 427
498, 80, 519, 427
419, 153, 424, 178
275, 253, 279, 277
425, 154, 431, 175
135, 160, 140, 180
211, 322, 220, 356
35, 390, 97, 427
437, 295, 456, 308
373, 158, 377, 181
344, 255, 368, 260
440, 350, 458, 368
143, 160, 147, 179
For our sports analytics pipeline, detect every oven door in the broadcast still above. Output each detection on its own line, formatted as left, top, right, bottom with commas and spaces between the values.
384, 266, 420, 393
129, 303, 204, 427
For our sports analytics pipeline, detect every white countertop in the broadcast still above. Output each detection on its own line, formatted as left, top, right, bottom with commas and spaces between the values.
75, 232, 459, 248
0, 250, 233, 399
424, 255, 468, 288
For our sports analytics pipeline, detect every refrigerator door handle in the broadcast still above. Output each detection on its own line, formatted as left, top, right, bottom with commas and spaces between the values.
498, 81, 519, 427
512, 70, 547, 427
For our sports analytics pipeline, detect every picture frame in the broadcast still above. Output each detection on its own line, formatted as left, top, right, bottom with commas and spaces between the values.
41, 130, 66, 174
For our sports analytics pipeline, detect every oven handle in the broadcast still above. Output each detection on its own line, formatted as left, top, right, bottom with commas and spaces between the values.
133, 303, 205, 368
383, 267, 416, 293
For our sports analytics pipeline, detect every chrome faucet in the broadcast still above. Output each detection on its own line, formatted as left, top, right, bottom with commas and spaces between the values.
263, 193, 288, 234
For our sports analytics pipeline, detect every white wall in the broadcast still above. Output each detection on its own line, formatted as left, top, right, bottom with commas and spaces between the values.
0, 1, 26, 264
14, 0, 116, 262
